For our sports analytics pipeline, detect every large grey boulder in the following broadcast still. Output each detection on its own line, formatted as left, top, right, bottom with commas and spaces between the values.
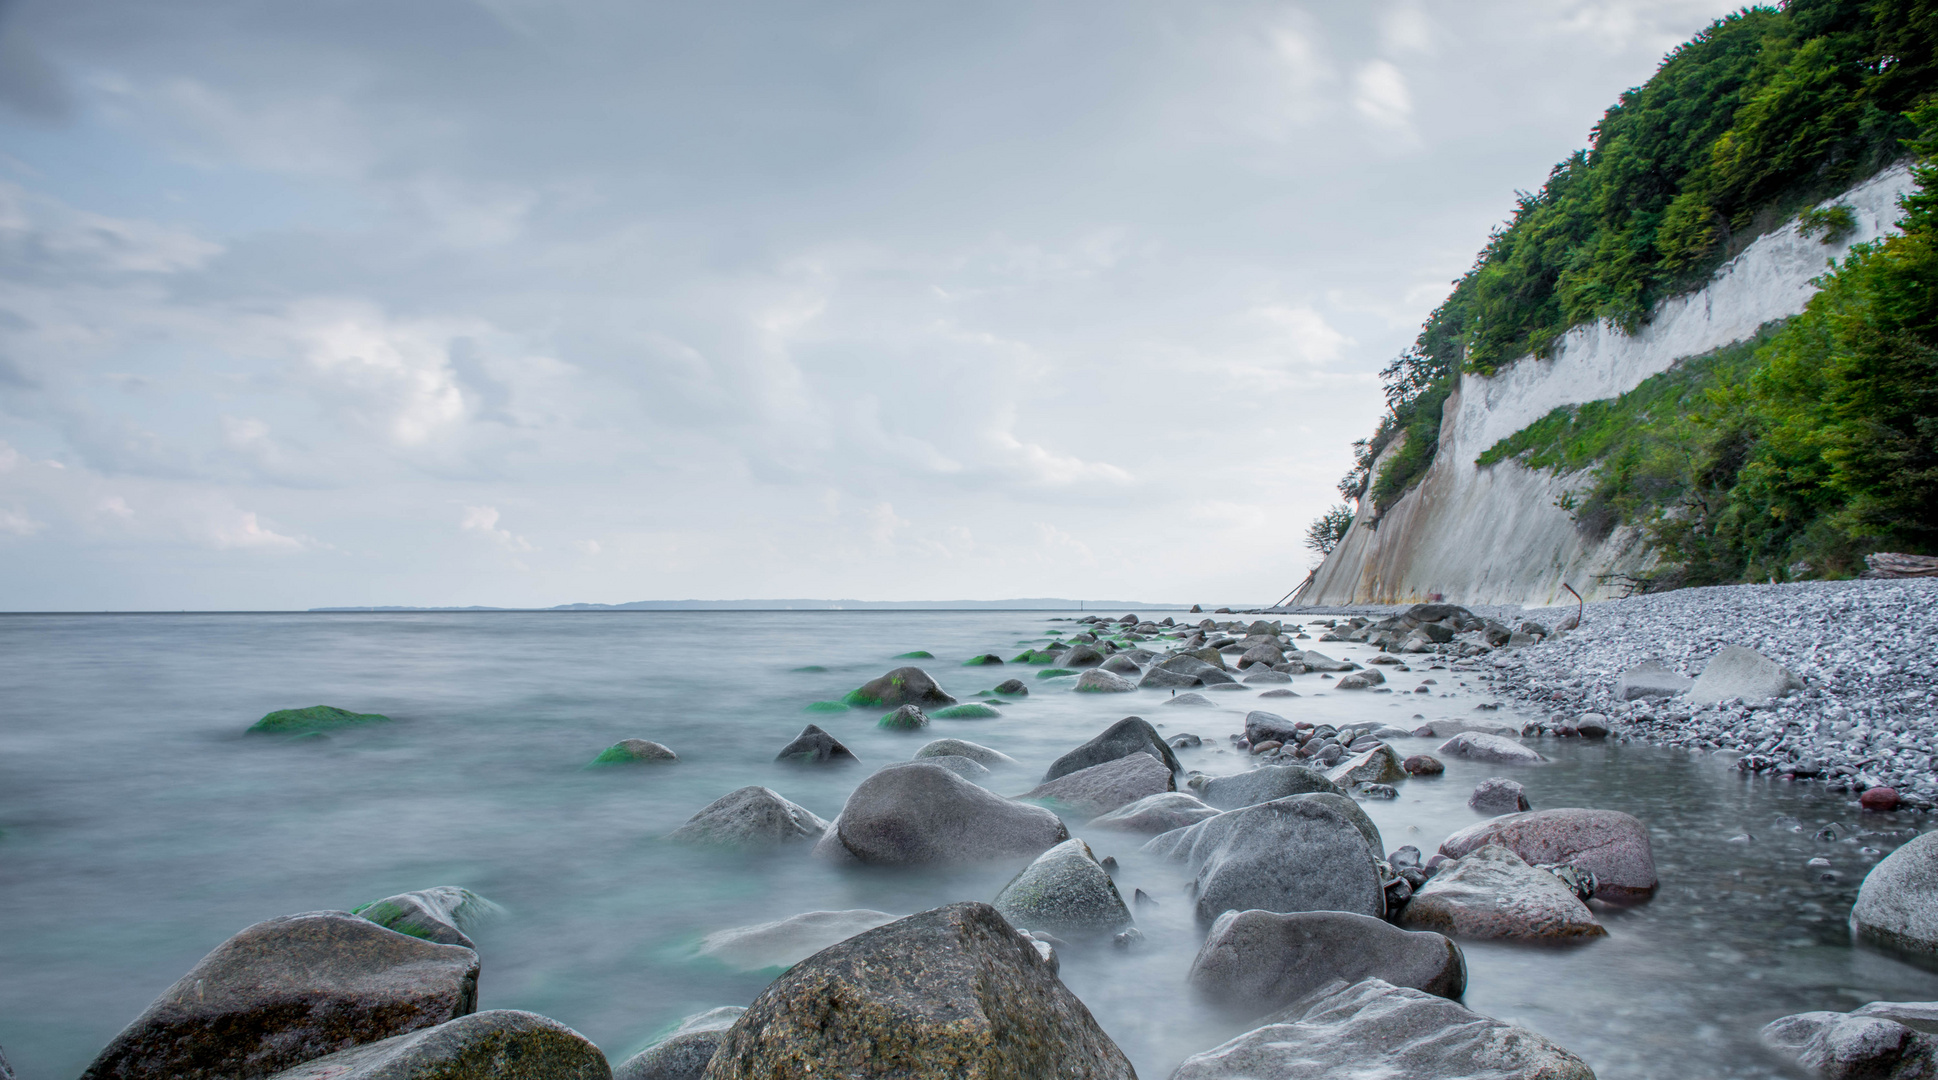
1438, 808, 1657, 902
1852, 831, 1938, 955
1062, 644, 1107, 668
1019, 753, 1175, 817
1437, 732, 1546, 765
698, 910, 899, 971
614, 1008, 745, 1080
590, 739, 679, 766
354, 887, 499, 949
1042, 716, 1181, 783
818, 762, 1069, 864
1100, 654, 1142, 676
1191, 765, 1340, 810
993, 838, 1133, 937
922, 754, 992, 781
667, 787, 828, 847
1762, 1003, 1938, 1080
1412, 718, 1521, 738
1074, 669, 1137, 693
1171, 977, 1594, 1080
264, 1010, 608, 1080
1468, 778, 1531, 815
1690, 645, 1804, 706
916, 738, 1019, 769
80, 911, 480, 1080
1142, 794, 1385, 923
1243, 711, 1301, 746
844, 667, 957, 709
1298, 650, 1356, 672
1325, 745, 1406, 787
700, 903, 1134, 1080
1087, 791, 1222, 834
1614, 660, 1694, 702
1189, 910, 1465, 1017
774, 724, 858, 765
1139, 666, 1203, 689
1401, 845, 1606, 942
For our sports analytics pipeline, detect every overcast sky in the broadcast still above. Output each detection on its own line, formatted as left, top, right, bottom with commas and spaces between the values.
0, 0, 1743, 610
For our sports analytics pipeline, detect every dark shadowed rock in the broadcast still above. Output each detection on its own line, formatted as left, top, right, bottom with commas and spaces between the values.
667, 787, 828, 847
590, 739, 679, 766
1139, 666, 1203, 689
1763, 1004, 1938, 1080
916, 738, 1020, 769
1062, 644, 1106, 668
1043, 716, 1181, 783
993, 679, 1029, 696
80, 911, 480, 1080
1403, 754, 1444, 776
700, 903, 1135, 1080
774, 724, 859, 765
698, 911, 899, 971
1101, 654, 1142, 676
1401, 845, 1606, 942
1438, 808, 1656, 902
1087, 792, 1222, 834
993, 838, 1134, 937
355, 888, 499, 949
248, 705, 391, 735
1170, 977, 1594, 1080
1298, 651, 1355, 673
1325, 745, 1406, 787
1468, 778, 1531, 815
879, 704, 930, 730
1143, 794, 1385, 923
614, 1008, 745, 1080
819, 762, 1068, 864
264, 1010, 608, 1080
1189, 910, 1465, 1017
1191, 765, 1340, 810
1852, 831, 1938, 955
1437, 732, 1546, 765
843, 667, 957, 709
1020, 753, 1175, 817
1244, 711, 1300, 745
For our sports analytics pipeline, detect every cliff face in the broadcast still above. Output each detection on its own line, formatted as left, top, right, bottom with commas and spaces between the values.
1304, 165, 1917, 607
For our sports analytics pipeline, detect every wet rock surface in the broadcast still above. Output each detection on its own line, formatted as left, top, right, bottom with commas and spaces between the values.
1437, 732, 1546, 765
263, 1010, 608, 1080
1143, 794, 1385, 923
1189, 909, 1465, 1017
774, 724, 858, 765
1190, 764, 1340, 809
993, 838, 1134, 937
697, 910, 899, 971
844, 667, 957, 709
1086, 791, 1222, 833
1763, 1003, 1938, 1080
819, 762, 1068, 864
354, 887, 498, 949
1438, 808, 1657, 902
668, 786, 829, 847
1401, 845, 1607, 942
1042, 716, 1182, 783
1020, 752, 1175, 817
613, 1008, 745, 1080
915, 738, 1019, 769
1853, 831, 1938, 955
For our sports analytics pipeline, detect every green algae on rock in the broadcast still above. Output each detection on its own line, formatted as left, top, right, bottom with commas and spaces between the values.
931, 703, 1001, 720
587, 739, 678, 767
803, 701, 849, 713
893, 650, 935, 659
962, 653, 1005, 666
247, 706, 390, 735
1037, 668, 1077, 679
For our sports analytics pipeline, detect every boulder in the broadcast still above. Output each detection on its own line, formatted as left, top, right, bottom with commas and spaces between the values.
1335, 671, 1383, 690
1614, 660, 1693, 702
248, 705, 390, 735
1468, 778, 1531, 815
844, 667, 957, 709
1864, 786, 1904, 812
1243, 711, 1301, 746
354, 888, 499, 949
1412, 719, 1520, 739
1401, 845, 1606, 941
1237, 644, 1285, 669
1298, 651, 1355, 673
774, 724, 858, 765
1192, 765, 1341, 810
931, 703, 1002, 720
667, 787, 828, 847
1074, 669, 1137, 693
1168, 733, 1204, 748
1087, 792, 1222, 834
993, 838, 1134, 937
590, 739, 679, 766
1062, 644, 1107, 668
1142, 794, 1385, 923
1042, 717, 1181, 783
993, 679, 1029, 696
1852, 831, 1938, 955
879, 704, 930, 730
698, 910, 899, 971
1325, 745, 1406, 787
818, 762, 1068, 864
1139, 666, 1203, 689
699, 903, 1134, 1080
1690, 646, 1804, 706
1438, 808, 1657, 902
80, 911, 479, 1080
1163, 692, 1214, 706
1019, 753, 1175, 817
614, 1008, 745, 1080
916, 739, 1020, 769
1155, 654, 1224, 678
1762, 1006, 1938, 1080
920, 754, 992, 780
1100, 654, 1142, 676
1170, 978, 1594, 1080
263, 1010, 608, 1080
1188, 910, 1465, 1017
1403, 755, 1444, 776
1243, 669, 1292, 684
1437, 732, 1546, 765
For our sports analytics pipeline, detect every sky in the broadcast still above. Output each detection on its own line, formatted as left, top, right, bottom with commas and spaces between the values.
0, 0, 1747, 610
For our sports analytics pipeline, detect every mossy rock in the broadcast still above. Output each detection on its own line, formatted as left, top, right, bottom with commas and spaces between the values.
248, 705, 390, 735
894, 650, 935, 659
931, 704, 1001, 720
804, 701, 850, 713
879, 705, 930, 730
587, 739, 678, 766
1037, 669, 1078, 680
962, 654, 1005, 666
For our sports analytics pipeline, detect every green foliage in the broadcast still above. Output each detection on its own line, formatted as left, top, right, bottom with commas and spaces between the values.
1799, 203, 1860, 241
1304, 505, 1355, 555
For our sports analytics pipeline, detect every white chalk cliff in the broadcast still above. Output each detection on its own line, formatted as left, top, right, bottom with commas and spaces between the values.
1304, 165, 1918, 607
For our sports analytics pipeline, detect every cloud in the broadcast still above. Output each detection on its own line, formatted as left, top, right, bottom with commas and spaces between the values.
1352, 60, 1414, 132
461, 505, 534, 551
0, 504, 42, 534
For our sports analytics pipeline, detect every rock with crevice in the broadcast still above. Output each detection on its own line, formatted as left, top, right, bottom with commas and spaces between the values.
1019, 753, 1175, 817
1188, 909, 1465, 1018
1438, 808, 1656, 902
1143, 794, 1385, 923
818, 762, 1068, 864
614, 1008, 745, 1080
1400, 845, 1606, 942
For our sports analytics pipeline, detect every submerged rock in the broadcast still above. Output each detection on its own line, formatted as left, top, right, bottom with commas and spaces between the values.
1403, 754, 1445, 776
1170, 978, 1594, 1080
1437, 732, 1546, 765
1243, 711, 1301, 746
590, 739, 679, 766
818, 762, 1068, 864
1468, 778, 1531, 815
698, 910, 899, 971
922, 754, 993, 780
1042, 716, 1181, 783
915, 738, 1020, 769
774, 724, 858, 765
248, 705, 390, 735
963, 654, 1006, 667
1143, 794, 1385, 923
700, 903, 1135, 1080
1852, 831, 1938, 955
1087, 791, 1222, 834
667, 787, 828, 847
1062, 644, 1107, 668
1412, 719, 1521, 739
1438, 808, 1657, 902
80, 911, 479, 1080
263, 1010, 607, 1080
1189, 909, 1465, 1017
1690, 645, 1804, 707
1763, 1004, 1938, 1080
843, 667, 957, 709
993, 679, 1029, 696
1162, 692, 1213, 706
1020, 753, 1175, 817
1192, 765, 1341, 810
1401, 845, 1606, 942
931, 703, 1002, 719
879, 704, 930, 730
1075, 669, 1137, 693
1325, 745, 1406, 787
355, 887, 500, 949
614, 1008, 745, 1080
993, 838, 1133, 937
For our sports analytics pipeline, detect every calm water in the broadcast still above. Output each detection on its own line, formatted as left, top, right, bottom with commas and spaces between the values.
2, 611, 1935, 1079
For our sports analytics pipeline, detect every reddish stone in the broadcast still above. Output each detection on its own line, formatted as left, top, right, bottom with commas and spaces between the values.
1251, 740, 1283, 755
1403, 754, 1444, 776
1438, 808, 1656, 902
1861, 787, 1901, 812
